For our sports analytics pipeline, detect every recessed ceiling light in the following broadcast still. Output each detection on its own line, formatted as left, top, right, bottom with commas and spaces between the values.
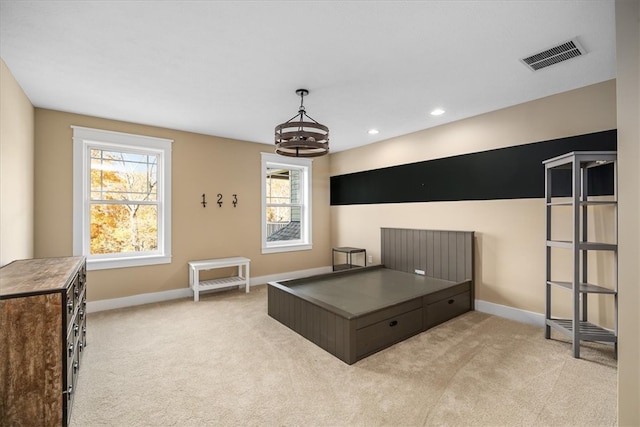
368, 129, 379, 135
430, 108, 445, 116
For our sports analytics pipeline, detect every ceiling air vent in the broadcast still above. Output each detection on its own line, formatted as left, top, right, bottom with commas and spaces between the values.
520, 39, 585, 71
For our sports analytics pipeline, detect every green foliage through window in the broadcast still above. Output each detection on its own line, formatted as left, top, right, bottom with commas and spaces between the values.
89, 148, 159, 254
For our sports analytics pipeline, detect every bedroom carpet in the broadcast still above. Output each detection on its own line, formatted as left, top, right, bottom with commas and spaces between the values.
70, 285, 617, 427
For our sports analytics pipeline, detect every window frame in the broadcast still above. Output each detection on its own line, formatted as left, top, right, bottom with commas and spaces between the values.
72, 126, 172, 270
261, 152, 313, 254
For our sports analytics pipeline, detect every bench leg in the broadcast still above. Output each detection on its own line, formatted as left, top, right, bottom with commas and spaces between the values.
245, 263, 250, 293
193, 268, 199, 302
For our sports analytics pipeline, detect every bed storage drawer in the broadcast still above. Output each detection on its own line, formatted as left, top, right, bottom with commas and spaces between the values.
356, 308, 423, 358
424, 290, 470, 329
355, 298, 422, 329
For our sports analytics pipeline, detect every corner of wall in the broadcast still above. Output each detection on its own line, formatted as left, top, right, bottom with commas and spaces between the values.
0, 58, 35, 266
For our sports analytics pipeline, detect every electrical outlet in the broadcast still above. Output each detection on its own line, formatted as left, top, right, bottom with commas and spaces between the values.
415, 269, 425, 275
368, 255, 373, 264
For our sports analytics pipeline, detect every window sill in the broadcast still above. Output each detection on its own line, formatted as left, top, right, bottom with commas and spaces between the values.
262, 244, 312, 254
87, 255, 172, 271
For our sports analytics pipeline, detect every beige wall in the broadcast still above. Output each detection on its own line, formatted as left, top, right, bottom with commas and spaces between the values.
615, 0, 639, 424
34, 109, 331, 301
331, 81, 617, 176
330, 80, 617, 324
0, 58, 35, 266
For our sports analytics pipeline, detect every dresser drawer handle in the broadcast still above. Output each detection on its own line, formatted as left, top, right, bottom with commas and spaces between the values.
389, 320, 398, 327
68, 343, 74, 356
67, 301, 74, 313
448, 299, 455, 304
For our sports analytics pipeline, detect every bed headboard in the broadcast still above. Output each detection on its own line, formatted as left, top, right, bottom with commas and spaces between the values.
381, 228, 474, 283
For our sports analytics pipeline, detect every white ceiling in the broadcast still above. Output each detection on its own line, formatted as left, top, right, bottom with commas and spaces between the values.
0, 1, 616, 153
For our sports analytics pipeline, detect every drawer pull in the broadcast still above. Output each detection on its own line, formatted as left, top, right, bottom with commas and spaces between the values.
448, 299, 455, 304
67, 301, 74, 313
73, 361, 79, 373
389, 320, 398, 327
74, 324, 79, 336
68, 343, 74, 356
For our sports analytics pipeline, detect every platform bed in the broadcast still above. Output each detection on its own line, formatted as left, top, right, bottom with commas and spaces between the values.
267, 228, 475, 365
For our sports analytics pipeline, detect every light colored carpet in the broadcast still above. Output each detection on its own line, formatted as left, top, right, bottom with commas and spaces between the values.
70, 285, 617, 426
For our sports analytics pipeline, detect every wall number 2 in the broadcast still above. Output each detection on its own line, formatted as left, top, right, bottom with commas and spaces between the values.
217, 194, 223, 207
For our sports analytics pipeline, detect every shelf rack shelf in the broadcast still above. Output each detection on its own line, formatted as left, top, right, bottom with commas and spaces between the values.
543, 151, 617, 358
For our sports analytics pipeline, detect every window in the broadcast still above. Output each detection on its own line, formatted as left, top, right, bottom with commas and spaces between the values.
261, 153, 312, 253
72, 126, 172, 270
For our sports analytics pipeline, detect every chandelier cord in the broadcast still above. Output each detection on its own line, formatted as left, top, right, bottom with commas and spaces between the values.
298, 91, 306, 129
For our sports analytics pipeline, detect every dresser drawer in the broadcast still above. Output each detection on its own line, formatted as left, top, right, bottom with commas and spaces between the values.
65, 342, 80, 426
425, 290, 470, 329
356, 308, 423, 358
79, 313, 87, 358
65, 284, 75, 330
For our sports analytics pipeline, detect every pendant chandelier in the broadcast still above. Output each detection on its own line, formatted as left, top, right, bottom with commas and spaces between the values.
275, 89, 329, 157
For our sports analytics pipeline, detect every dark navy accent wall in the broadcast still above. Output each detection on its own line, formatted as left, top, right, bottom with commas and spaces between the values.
330, 130, 616, 205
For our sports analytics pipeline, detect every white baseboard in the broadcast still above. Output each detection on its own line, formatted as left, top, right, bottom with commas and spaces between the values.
87, 288, 191, 313
87, 265, 333, 313
475, 299, 545, 328
88, 267, 546, 326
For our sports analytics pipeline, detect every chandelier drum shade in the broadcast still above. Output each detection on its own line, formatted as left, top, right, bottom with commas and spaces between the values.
275, 89, 329, 157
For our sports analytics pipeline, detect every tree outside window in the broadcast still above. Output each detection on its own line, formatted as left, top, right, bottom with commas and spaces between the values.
90, 149, 158, 255
72, 126, 172, 270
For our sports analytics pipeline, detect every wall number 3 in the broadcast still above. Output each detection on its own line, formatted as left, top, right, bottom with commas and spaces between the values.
232, 194, 238, 207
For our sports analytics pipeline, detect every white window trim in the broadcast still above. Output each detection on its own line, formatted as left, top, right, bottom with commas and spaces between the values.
261, 152, 312, 254
72, 126, 172, 270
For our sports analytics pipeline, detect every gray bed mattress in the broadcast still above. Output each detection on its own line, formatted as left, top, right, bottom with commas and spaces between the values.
282, 267, 461, 318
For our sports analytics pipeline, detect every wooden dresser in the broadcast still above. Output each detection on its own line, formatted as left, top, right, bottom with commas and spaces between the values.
0, 256, 87, 427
